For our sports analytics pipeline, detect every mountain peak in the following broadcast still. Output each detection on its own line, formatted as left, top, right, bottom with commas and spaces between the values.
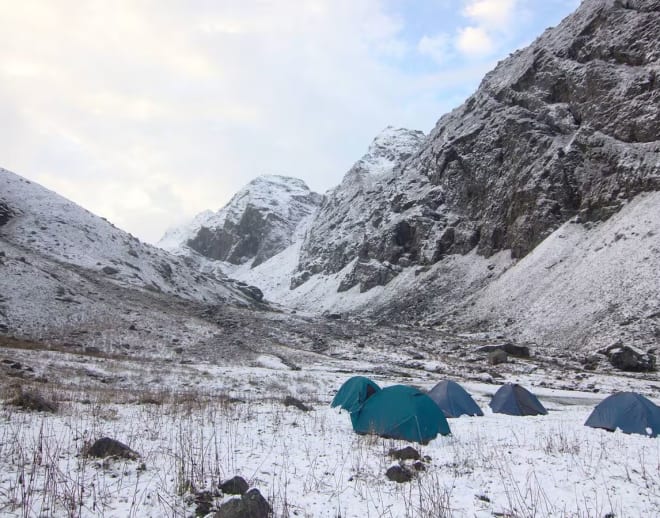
245, 174, 311, 192
159, 174, 322, 267
355, 127, 426, 176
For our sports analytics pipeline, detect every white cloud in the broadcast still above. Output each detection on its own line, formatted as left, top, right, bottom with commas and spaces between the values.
462, 0, 519, 29
0, 0, 580, 243
456, 26, 495, 56
453, 0, 521, 58
417, 33, 452, 64
0, 0, 431, 243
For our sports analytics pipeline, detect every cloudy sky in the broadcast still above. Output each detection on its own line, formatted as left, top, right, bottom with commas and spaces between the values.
1, 0, 579, 244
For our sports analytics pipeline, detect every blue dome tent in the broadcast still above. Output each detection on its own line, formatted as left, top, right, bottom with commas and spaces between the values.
350, 385, 450, 443
331, 376, 381, 414
489, 383, 547, 416
585, 392, 660, 437
428, 380, 483, 418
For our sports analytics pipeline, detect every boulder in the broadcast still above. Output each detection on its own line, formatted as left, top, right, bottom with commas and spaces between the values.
599, 343, 656, 372
236, 284, 264, 302
219, 476, 249, 495
214, 488, 271, 518
194, 490, 216, 516
476, 343, 530, 358
388, 446, 420, 461
385, 465, 413, 483
488, 350, 508, 365
84, 437, 140, 460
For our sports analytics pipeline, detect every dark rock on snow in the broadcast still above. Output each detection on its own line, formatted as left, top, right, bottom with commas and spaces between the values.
283, 395, 312, 412
476, 343, 531, 358
0, 200, 16, 227
85, 437, 140, 460
214, 488, 271, 518
599, 342, 656, 372
488, 350, 508, 365
194, 490, 216, 517
220, 476, 250, 495
385, 465, 414, 483
388, 446, 421, 461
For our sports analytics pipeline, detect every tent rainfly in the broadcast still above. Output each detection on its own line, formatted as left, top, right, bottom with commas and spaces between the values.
350, 385, 450, 443
585, 392, 660, 438
428, 380, 483, 418
331, 376, 381, 414
489, 383, 548, 416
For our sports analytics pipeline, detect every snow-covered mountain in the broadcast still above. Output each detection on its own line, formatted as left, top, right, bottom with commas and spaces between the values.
0, 167, 268, 353
159, 175, 322, 267
163, 0, 659, 353
292, 126, 426, 290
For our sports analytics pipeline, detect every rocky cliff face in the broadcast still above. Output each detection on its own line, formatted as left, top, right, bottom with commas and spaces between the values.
292, 0, 659, 293
293, 127, 426, 290
152, 0, 658, 352
159, 175, 322, 267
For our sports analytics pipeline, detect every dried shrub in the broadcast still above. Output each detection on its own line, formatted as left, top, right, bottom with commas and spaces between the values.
6, 386, 58, 413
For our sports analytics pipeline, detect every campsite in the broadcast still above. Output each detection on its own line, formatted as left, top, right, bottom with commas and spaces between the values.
1, 345, 659, 517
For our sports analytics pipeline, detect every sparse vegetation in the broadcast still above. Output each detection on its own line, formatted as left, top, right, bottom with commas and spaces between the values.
5, 385, 59, 413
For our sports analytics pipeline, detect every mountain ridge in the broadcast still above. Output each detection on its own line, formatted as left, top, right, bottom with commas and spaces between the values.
160, 0, 659, 352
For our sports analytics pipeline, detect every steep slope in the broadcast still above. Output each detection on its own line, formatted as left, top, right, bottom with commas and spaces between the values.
159, 175, 322, 267
370, 191, 660, 353
292, 127, 425, 290
208, 126, 424, 302
457, 191, 660, 351
292, 0, 658, 295
225, 0, 659, 352
0, 167, 267, 350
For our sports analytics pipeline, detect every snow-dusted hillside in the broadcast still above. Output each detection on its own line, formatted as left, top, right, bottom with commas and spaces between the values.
455, 191, 660, 352
181, 0, 659, 354
159, 175, 322, 267
0, 168, 256, 302
0, 167, 267, 351
293, 127, 426, 290
291, 0, 659, 297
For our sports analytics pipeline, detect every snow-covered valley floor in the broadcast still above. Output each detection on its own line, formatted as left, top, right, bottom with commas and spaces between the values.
1, 344, 659, 518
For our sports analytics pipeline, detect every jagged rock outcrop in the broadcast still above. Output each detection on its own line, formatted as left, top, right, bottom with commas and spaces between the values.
293, 127, 426, 290
0, 200, 16, 227
149, 0, 658, 353
293, 0, 659, 292
160, 175, 322, 267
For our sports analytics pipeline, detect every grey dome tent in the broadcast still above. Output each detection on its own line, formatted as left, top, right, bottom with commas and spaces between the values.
331, 376, 380, 414
428, 380, 483, 417
585, 392, 660, 438
489, 383, 547, 416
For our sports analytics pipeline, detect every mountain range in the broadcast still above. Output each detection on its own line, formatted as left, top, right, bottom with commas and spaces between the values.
159, 0, 660, 353
2, 0, 658, 361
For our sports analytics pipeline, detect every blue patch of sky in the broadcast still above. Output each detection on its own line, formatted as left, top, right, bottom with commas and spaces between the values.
381, 0, 581, 74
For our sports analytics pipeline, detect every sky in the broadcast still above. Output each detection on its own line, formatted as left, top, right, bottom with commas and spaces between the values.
0, 0, 580, 244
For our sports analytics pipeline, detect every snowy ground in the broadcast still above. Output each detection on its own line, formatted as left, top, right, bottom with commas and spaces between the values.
1, 347, 659, 518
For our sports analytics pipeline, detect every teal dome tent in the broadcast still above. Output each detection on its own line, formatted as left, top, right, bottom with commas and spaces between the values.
331, 376, 381, 414
351, 385, 450, 443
